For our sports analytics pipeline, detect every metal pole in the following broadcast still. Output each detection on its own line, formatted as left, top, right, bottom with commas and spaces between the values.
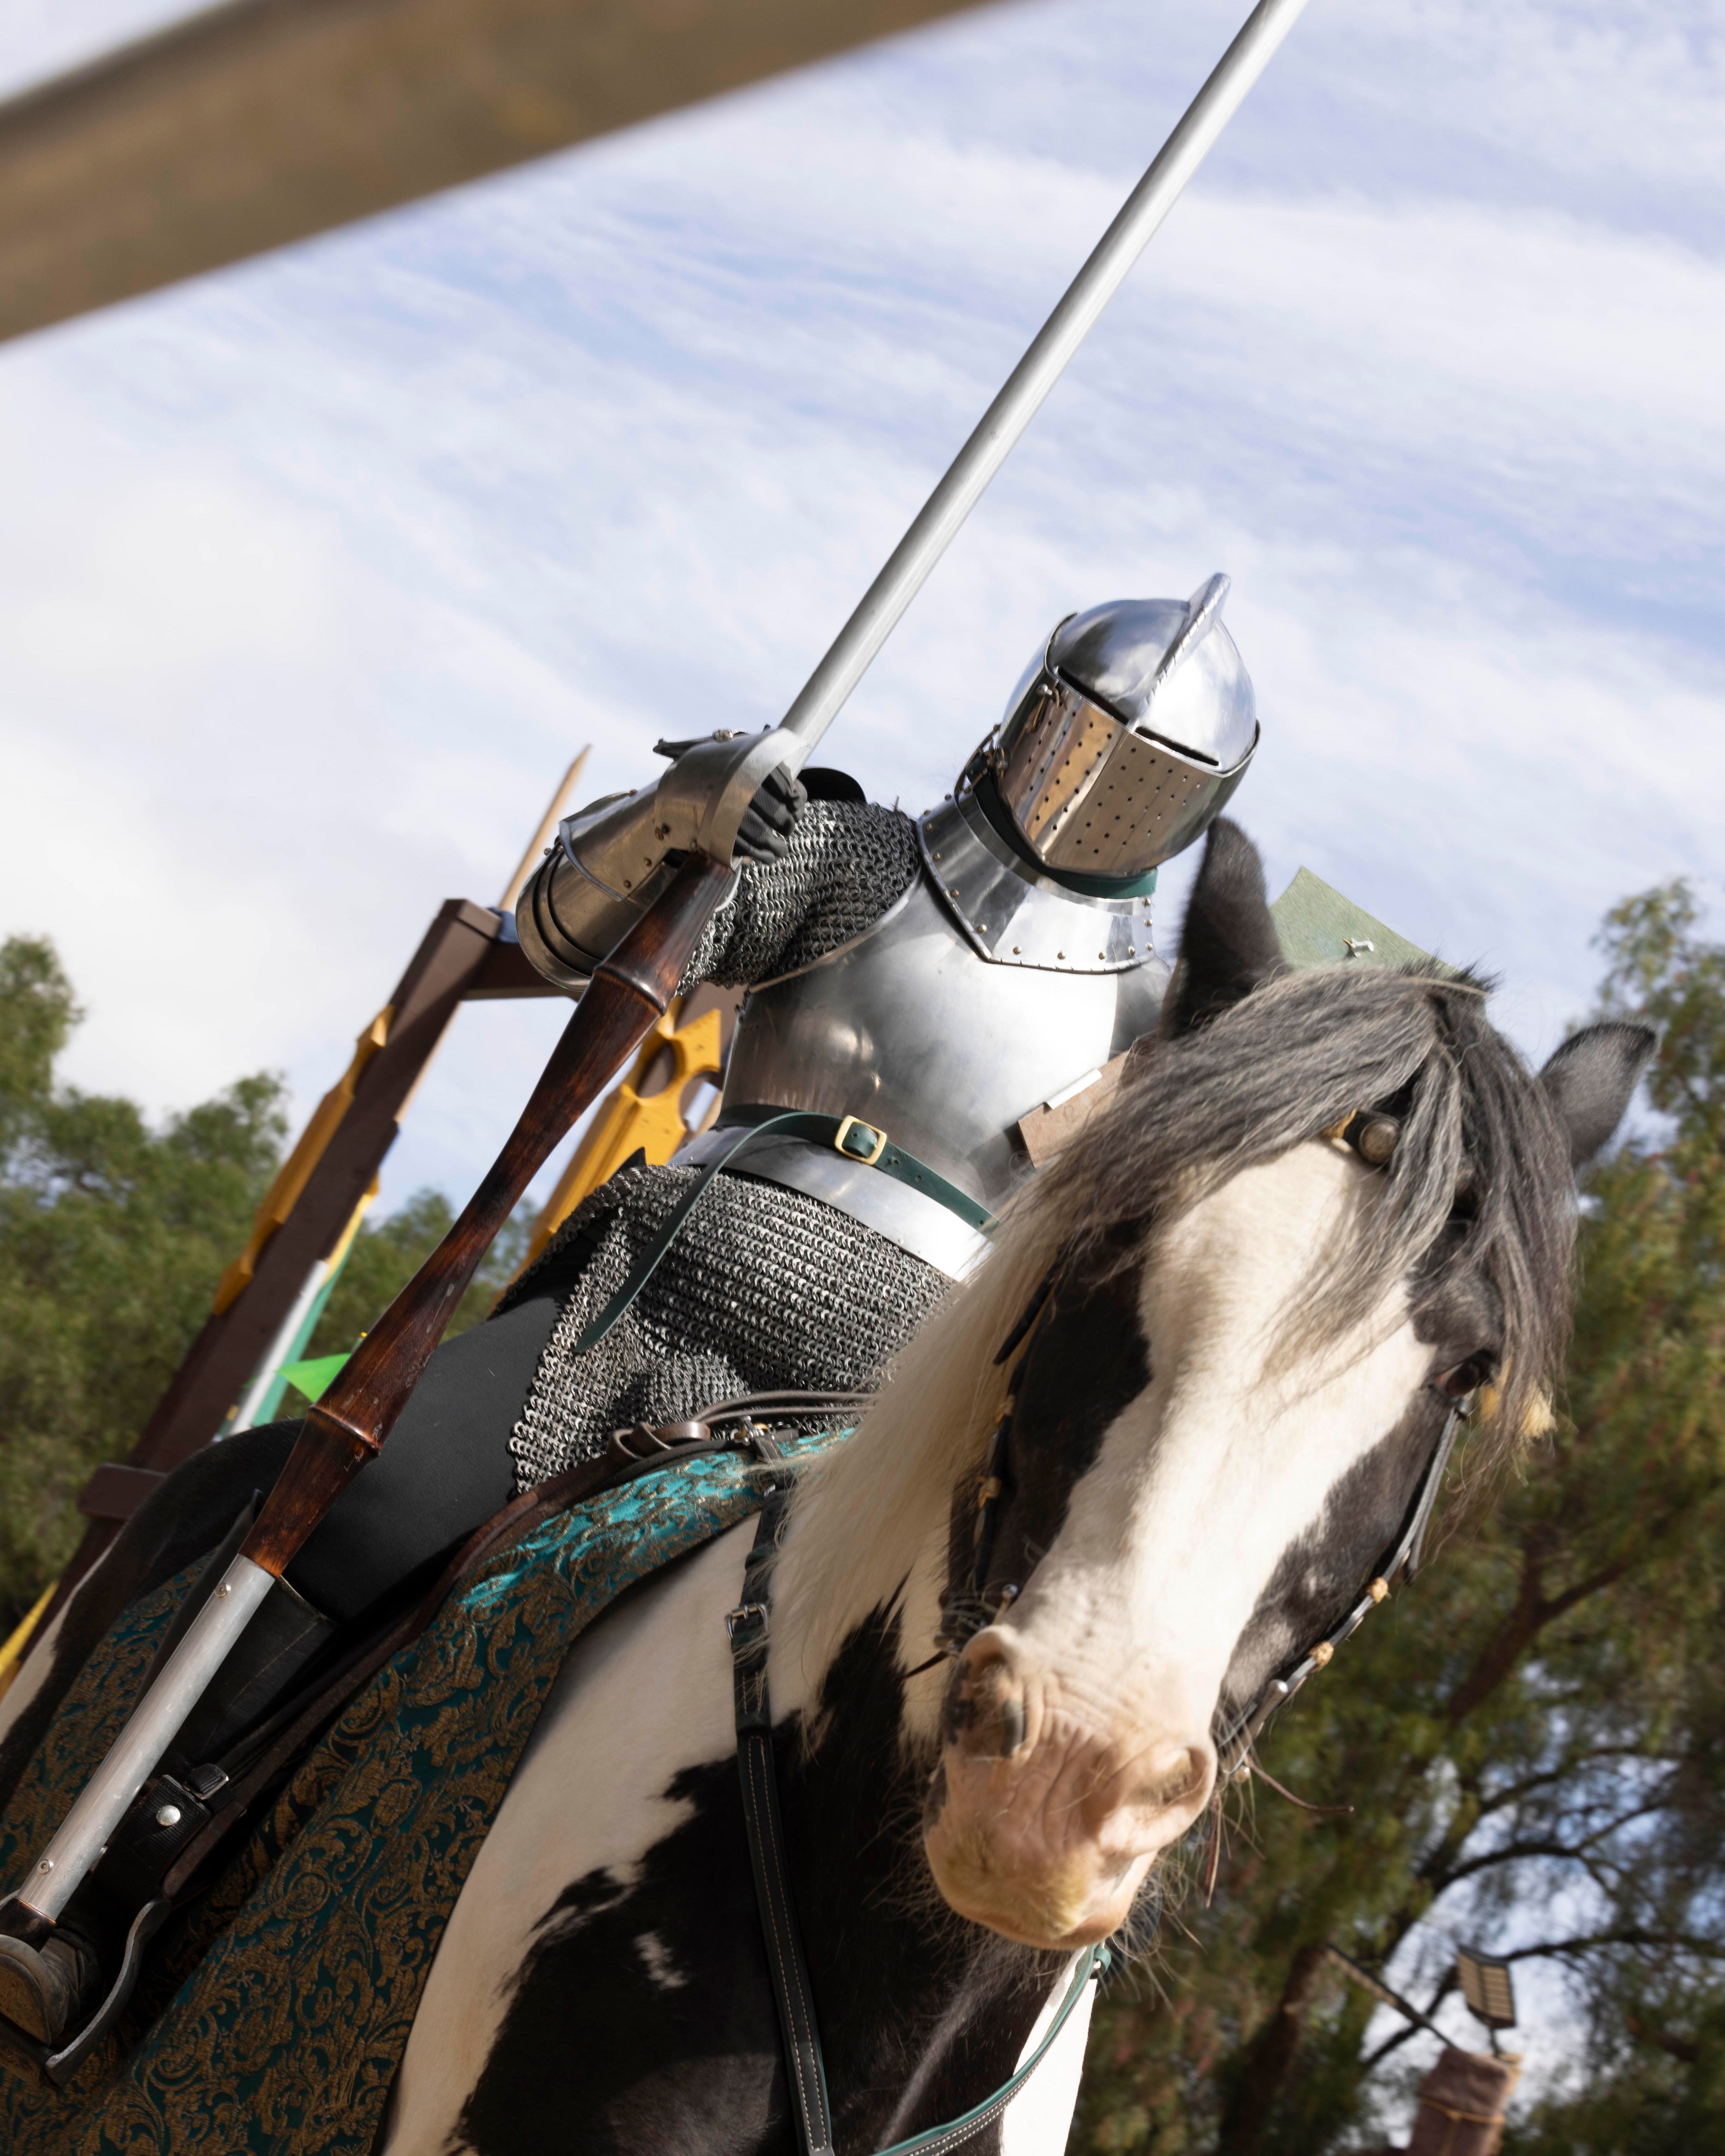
780, 0, 1312, 750
19, 1554, 275, 1922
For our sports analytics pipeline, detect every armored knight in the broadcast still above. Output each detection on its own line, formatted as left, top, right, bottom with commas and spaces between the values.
0, 576, 1259, 2041
513, 570, 1244, 1424
283, 572, 1261, 1622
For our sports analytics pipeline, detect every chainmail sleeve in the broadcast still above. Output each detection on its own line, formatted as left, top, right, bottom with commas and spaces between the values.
679, 800, 920, 992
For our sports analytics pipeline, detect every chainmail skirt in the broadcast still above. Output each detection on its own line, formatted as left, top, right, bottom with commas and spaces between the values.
500, 1162, 951, 1491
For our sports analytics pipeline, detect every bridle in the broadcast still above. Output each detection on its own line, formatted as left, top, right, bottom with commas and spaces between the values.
1211, 1384, 1469, 1777
928, 1107, 1480, 1768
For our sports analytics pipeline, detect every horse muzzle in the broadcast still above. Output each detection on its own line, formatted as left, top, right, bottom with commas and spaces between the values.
921, 1628, 1214, 1948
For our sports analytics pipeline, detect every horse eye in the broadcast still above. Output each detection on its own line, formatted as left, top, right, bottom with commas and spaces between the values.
1437, 1353, 1494, 1401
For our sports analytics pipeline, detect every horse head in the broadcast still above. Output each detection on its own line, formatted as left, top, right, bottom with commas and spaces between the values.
779, 820, 1651, 1953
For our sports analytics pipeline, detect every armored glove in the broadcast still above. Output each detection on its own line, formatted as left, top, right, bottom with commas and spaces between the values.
652, 739, 805, 865
515, 734, 806, 988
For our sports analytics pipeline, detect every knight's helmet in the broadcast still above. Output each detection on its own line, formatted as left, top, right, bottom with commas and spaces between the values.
976, 573, 1258, 880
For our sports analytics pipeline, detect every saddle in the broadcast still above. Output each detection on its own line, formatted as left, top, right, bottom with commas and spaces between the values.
0, 1392, 867, 2091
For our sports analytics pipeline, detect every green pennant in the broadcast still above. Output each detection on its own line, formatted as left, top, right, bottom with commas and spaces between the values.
276, 1351, 351, 1406
1270, 866, 1451, 975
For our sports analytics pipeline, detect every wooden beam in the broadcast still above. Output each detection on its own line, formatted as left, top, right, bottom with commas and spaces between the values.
0, 0, 987, 347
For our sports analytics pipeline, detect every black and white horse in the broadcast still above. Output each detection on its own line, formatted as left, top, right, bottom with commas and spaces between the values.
0, 825, 1649, 2153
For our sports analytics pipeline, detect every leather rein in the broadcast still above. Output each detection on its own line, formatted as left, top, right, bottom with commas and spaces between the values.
722, 1423, 1102, 2156
926, 1109, 1478, 1777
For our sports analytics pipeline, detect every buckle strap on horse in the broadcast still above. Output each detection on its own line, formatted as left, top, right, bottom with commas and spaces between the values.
725, 1432, 1102, 2156
575, 1107, 995, 1355
1214, 1390, 1472, 1774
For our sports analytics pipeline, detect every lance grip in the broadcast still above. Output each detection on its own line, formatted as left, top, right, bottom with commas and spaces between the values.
241, 848, 734, 1578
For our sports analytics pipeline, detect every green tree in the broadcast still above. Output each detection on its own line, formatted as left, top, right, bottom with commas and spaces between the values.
0, 936, 535, 1630
1075, 881, 1725, 2153
0, 937, 286, 1628
303, 1188, 537, 1370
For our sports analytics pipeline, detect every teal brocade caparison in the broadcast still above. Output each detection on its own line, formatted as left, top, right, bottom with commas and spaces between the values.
0, 1431, 842, 2155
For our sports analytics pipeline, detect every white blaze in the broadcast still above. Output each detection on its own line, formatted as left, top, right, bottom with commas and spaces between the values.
999, 1142, 1430, 1764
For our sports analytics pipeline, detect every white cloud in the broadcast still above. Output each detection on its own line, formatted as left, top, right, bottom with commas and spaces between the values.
0, 0, 1719, 1212
0, 0, 196, 100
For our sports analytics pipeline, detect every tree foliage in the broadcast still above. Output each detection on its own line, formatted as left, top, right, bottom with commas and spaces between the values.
1075, 881, 1725, 2151
303, 1188, 536, 1369
0, 937, 529, 1633
0, 938, 286, 1630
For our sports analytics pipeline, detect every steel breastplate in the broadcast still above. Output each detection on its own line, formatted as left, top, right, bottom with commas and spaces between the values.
679, 792, 1168, 1276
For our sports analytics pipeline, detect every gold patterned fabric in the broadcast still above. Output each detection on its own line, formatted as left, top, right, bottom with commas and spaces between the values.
0, 1432, 841, 2154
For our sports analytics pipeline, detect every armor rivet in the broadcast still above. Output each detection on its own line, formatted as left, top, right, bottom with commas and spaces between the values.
155, 1804, 182, 1829
1012, 945, 1022, 954
1057, 951, 1066, 961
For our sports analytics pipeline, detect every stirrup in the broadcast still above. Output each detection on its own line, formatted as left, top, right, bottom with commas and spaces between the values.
0, 1898, 168, 2086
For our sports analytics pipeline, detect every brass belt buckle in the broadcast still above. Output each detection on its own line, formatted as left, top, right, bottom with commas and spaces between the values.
832, 1114, 888, 1166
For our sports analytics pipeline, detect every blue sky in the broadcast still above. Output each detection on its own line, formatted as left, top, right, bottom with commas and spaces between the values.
1, 0, 1721, 2100
0, 0, 1719, 1209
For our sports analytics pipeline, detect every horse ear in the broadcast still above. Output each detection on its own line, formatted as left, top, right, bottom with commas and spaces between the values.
1537, 1022, 1655, 1168
1162, 819, 1289, 1036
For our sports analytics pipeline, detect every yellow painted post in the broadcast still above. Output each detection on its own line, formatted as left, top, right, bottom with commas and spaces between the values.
211, 748, 592, 1319
513, 999, 726, 1278
0, 1582, 58, 1705
29, 752, 596, 1631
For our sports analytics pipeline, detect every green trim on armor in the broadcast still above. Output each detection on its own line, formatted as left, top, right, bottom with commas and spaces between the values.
571, 1112, 992, 1358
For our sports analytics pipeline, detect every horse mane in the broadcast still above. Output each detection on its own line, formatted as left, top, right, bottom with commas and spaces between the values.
779, 962, 1577, 1696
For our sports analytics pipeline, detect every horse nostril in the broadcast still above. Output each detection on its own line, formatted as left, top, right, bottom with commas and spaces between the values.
999, 1694, 1026, 1758
1106, 1743, 1213, 1826
949, 1633, 1032, 1760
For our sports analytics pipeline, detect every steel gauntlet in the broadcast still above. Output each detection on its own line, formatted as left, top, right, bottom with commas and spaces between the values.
516, 735, 804, 990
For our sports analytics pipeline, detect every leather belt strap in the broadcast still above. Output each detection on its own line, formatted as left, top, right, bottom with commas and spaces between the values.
726, 1437, 835, 2156
721, 1105, 995, 1234
1214, 1395, 1469, 1768
574, 1107, 993, 1355
724, 1430, 1103, 2156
